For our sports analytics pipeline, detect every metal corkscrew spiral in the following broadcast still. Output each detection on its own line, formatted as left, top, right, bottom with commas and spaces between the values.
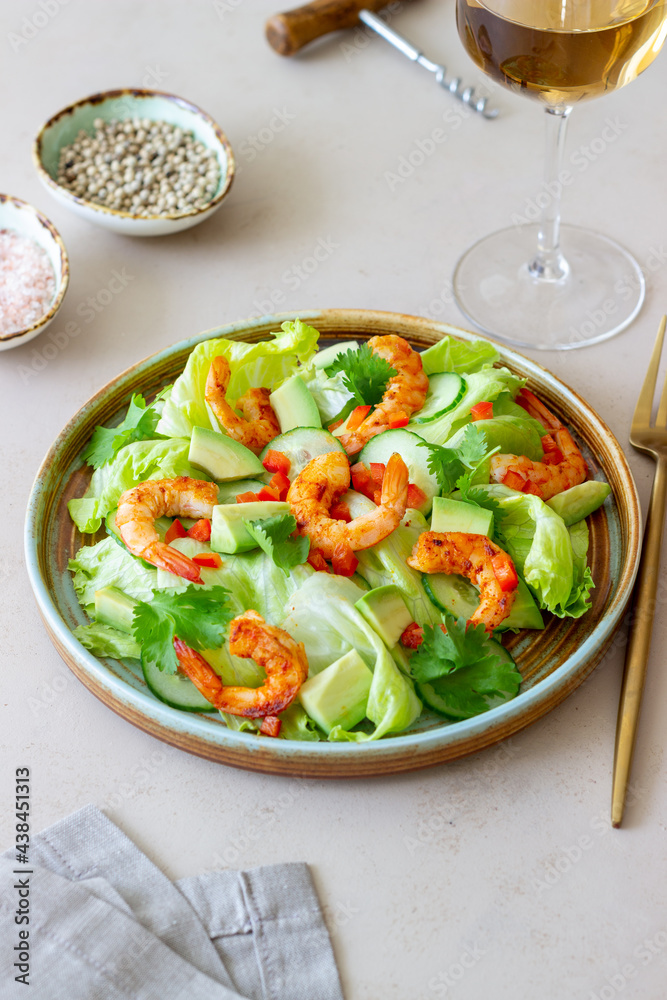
358, 9, 498, 119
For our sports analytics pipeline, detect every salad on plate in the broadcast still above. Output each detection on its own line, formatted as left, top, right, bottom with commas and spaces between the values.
67, 320, 611, 742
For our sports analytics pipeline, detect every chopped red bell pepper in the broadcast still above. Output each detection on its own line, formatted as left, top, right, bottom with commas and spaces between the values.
269, 471, 291, 500
491, 554, 518, 592
331, 542, 358, 577
400, 622, 424, 648
262, 449, 291, 475
307, 547, 330, 573
347, 404, 372, 432
388, 411, 409, 429
236, 491, 258, 503
328, 418, 344, 432
407, 483, 427, 509
192, 552, 222, 569
370, 462, 386, 489
165, 519, 187, 543
257, 485, 281, 501
470, 401, 493, 421
330, 500, 352, 522
187, 518, 212, 542
350, 462, 375, 500
502, 470, 527, 492
260, 715, 282, 738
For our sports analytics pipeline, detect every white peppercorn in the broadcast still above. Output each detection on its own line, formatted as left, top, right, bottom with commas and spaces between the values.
56, 118, 221, 217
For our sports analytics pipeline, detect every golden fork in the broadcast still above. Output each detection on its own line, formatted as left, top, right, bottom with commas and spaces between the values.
612, 315, 667, 828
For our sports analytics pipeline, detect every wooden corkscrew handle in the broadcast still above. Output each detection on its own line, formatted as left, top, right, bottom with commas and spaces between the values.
266, 0, 393, 56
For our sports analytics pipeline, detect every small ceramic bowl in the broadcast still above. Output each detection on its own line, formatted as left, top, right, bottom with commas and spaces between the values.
33, 89, 235, 236
0, 194, 69, 351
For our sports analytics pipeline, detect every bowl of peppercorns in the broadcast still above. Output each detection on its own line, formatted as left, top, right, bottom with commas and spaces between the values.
33, 89, 235, 236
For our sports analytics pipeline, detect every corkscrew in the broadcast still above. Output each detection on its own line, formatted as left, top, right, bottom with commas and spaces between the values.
265, 0, 499, 120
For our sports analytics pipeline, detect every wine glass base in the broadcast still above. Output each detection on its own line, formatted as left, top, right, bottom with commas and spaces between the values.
453, 224, 645, 351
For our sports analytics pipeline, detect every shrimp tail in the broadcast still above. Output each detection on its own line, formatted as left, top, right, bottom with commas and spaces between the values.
380, 452, 409, 515
174, 638, 222, 701
515, 388, 561, 430
145, 541, 203, 583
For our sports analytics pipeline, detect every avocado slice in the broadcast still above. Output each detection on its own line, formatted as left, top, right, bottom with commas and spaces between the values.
298, 649, 373, 734
210, 501, 291, 554
94, 586, 137, 634
269, 374, 321, 433
355, 584, 413, 648
546, 481, 611, 525
188, 426, 264, 481
430, 496, 494, 537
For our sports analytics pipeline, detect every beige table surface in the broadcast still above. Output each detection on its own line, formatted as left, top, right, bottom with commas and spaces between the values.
2, 1, 667, 997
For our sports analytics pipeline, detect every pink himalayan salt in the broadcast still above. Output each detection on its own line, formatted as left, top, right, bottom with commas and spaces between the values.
0, 228, 56, 336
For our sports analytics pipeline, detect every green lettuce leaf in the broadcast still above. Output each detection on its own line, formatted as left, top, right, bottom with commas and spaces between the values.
354, 510, 442, 628
408, 367, 524, 446
565, 519, 595, 618
282, 574, 421, 741
73, 622, 141, 660
68, 438, 203, 534
419, 335, 500, 376
474, 484, 584, 616
156, 320, 320, 439
299, 366, 354, 423
68, 537, 158, 611
82, 391, 167, 470
155, 537, 313, 624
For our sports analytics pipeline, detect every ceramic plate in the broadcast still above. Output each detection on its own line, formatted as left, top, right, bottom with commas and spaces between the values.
24, 310, 641, 776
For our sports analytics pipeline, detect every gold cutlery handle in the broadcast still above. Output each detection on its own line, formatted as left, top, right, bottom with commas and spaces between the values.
612, 456, 667, 826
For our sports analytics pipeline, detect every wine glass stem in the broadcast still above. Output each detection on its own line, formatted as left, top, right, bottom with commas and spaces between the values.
528, 106, 573, 282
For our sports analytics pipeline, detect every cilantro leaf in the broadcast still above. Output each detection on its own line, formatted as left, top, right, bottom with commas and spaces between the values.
83, 390, 168, 469
417, 440, 466, 494
455, 478, 509, 547
132, 584, 234, 673
325, 344, 397, 407
456, 423, 489, 469
411, 615, 522, 718
244, 514, 310, 575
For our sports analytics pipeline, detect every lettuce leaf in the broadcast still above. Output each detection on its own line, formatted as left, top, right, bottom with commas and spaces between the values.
419, 335, 500, 376
299, 366, 354, 424
354, 510, 442, 628
156, 320, 319, 439
68, 537, 158, 611
68, 438, 202, 534
73, 622, 141, 660
408, 367, 524, 445
282, 574, 421, 740
565, 519, 595, 618
474, 484, 587, 616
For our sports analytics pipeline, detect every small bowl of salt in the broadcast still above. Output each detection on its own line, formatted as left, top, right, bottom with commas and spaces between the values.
0, 195, 69, 351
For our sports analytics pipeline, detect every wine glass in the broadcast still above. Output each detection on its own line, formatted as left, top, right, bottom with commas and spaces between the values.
453, 0, 667, 350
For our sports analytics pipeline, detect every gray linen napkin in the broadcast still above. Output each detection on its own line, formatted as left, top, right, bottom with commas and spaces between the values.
0, 804, 344, 1000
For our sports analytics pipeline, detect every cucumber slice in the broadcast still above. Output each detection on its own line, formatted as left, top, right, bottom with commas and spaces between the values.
416, 641, 518, 720
141, 650, 217, 712
259, 427, 346, 480
358, 429, 439, 516
422, 573, 544, 632
413, 373, 466, 424
313, 341, 359, 369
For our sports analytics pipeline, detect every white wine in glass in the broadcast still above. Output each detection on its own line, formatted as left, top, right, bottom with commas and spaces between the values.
453, 0, 667, 349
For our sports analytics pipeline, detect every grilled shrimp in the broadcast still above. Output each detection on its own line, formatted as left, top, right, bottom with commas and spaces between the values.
338, 335, 429, 455
205, 355, 281, 454
116, 476, 218, 583
407, 531, 518, 632
173, 610, 309, 718
287, 450, 409, 559
489, 388, 588, 501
